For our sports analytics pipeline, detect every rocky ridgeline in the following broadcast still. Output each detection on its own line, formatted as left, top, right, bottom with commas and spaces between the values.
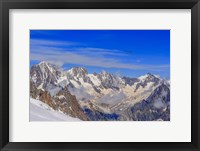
30, 61, 170, 121
130, 84, 170, 121
30, 81, 88, 121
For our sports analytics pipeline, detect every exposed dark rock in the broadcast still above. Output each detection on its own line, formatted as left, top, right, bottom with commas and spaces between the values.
122, 77, 139, 86
30, 81, 88, 121
53, 87, 88, 121
30, 61, 61, 89
134, 73, 160, 92
97, 71, 124, 90
30, 61, 170, 121
83, 108, 120, 121
130, 84, 170, 121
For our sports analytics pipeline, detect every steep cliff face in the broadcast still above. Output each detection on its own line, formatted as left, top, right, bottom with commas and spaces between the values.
130, 84, 170, 121
30, 81, 88, 121
30, 81, 56, 109
30, 61, 62, 89
53, 87, 88, 121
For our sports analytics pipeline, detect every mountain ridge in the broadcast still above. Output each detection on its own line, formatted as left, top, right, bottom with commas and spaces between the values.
30, 61, 170, 121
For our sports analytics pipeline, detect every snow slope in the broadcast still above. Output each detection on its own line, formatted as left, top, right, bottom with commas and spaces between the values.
30, 98, 81, 121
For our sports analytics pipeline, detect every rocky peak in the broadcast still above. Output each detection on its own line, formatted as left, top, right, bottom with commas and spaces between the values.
133, 73, 161, 92
93, 72, 98, 76
66, 67, 88, 78
122, 77, 139, 86
30, 61, 62, 89
98, 70, 114, 80
130, 83, 170, 121
148, 83, 170, 101
139, 73, 161, 84
53, 87, 88, 121
138, 73, 156, 81
97, 70, 124, 89
38, 61, 61, 73
100, 70, 109, 75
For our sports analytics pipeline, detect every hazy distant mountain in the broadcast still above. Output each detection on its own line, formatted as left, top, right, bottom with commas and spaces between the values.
30, 61, 170, 121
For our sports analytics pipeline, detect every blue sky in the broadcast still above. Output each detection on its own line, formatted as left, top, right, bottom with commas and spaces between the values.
30, 30, 170, 79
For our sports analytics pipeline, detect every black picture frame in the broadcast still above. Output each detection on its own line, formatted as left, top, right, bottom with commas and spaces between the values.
0, 0, 200, 151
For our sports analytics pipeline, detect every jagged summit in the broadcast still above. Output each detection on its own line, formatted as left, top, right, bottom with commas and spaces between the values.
138, 73, 156, 80
39, 61, 48, 65
30, 62, 168, 91
38, 61, 54, 68
146, 72, 152, 75
130, 83, 170, 121
30, 61, 62, 89
100, 70, 110, 75
30, 61, 170, 121
36, 61, 62, 75
66, 67, 88, 79
70, 67, 88, 74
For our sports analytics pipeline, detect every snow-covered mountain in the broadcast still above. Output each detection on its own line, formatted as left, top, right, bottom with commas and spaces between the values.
30, 80, 88, 121
30, 98, 81, 121
30, 61, 170, 121
130, 84, 170, 121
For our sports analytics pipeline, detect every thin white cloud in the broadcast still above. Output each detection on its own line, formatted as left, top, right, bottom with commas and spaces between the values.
30, 38, 130, 57
30, 39, 79, 47
30, 49, 169, 71
76, 47, 129, 56
30, 38, 169, 71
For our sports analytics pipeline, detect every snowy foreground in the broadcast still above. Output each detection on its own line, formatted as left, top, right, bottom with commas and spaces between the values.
30, 98, 81, 121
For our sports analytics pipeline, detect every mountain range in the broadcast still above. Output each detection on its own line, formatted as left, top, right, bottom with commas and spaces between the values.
30, 61, 170, 121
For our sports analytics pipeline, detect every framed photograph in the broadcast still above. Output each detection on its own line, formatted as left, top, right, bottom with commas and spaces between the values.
0, 0, 200, 150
